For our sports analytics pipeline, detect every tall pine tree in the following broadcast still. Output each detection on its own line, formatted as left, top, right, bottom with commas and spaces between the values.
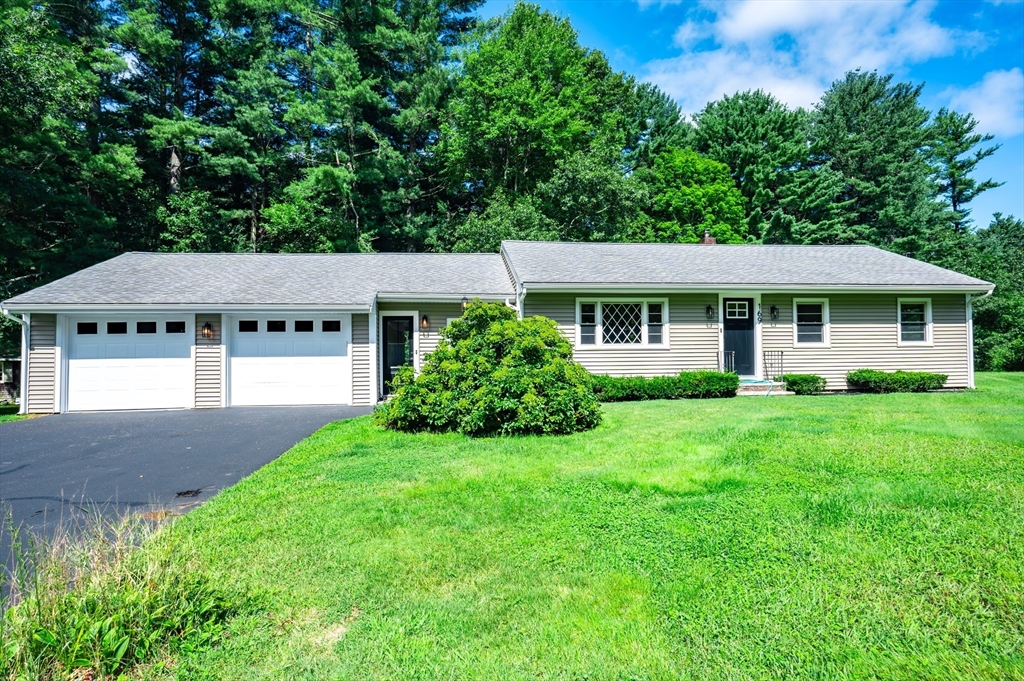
806, 71, 940, 256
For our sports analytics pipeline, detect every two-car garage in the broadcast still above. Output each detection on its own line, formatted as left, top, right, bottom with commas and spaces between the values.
63, 313, 353, 411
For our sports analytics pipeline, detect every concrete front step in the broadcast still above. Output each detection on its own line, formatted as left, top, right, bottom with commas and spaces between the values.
736, 382, 792, 396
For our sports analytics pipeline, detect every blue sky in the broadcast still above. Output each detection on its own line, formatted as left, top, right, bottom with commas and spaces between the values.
480, 0, 1024, 228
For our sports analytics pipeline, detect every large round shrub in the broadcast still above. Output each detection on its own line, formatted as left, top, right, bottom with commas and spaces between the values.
375, 301, 601, 436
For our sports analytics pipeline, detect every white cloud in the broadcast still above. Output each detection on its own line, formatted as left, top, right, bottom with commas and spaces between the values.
642, 0, 981, 115
943, 68, 1024, 137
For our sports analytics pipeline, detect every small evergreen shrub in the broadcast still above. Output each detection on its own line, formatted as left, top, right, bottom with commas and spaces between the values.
591, 371, 738, 402
374, 301, 601, 436
781, 373, 828, 395
846, 369, 948, 393
677, 371, 740, 398
590, 375, 682, 401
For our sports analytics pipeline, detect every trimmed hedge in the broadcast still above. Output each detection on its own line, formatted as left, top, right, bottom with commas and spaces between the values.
846, 369, 948, 393
781, 373, 828, 395
591, 371, 739, 402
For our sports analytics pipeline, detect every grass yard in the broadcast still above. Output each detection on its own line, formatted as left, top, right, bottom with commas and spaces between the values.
162, 374, 1024, 680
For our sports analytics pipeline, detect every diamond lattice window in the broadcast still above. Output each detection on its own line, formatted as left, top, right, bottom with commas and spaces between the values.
602, 303, 642, 344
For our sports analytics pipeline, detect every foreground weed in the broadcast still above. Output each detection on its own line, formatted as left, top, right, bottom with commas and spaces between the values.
0, 510, 235, 680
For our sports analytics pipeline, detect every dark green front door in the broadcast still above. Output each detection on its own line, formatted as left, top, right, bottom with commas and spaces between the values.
382, 316, 414, 395
723, 298, 755, 376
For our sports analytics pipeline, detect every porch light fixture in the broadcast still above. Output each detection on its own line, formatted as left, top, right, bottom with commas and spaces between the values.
769, 305, 779, 321
705, 305, 715, 320
420, 315, 430, 331
201, 322, 214, 340
461, 296, 469, 311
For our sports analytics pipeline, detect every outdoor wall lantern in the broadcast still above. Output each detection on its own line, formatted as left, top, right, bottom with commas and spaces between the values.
705, 304, 715, 320
201, 322, 214, 339
769, 305, 779, 321
420, 315, 430, 331
461, 296, 469, 311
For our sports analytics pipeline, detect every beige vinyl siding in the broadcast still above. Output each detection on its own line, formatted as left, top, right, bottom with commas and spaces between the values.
378, 302, 464, 363
763, 293, 970, 389
375, 302, 465, 400
524, 292, 720, 376
194, 314, 221, 408
351, 313, 371, 405
27, 314, 56, 413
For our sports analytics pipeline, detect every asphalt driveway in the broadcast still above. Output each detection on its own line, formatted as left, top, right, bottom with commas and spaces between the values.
0, 406, 371, 535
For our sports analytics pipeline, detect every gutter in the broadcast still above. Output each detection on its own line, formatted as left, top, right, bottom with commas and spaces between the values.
375, 293, 511, 303
969, 288, 994, 303
518, 283, 996, 295
1, 305, 28, 414
0, 303, 375, 313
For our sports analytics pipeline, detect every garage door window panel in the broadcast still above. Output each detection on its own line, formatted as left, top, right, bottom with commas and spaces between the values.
268, 320, 286, 332
239, 320, 258, 332
137, 321, 157, 334
77, 322, 97, 335
107, 322, 128, 334
166, 321, 186, 333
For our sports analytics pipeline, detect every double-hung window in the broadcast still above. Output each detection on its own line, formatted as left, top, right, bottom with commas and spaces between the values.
577, 300, 668, 347
898, 298, 932, 345
793, 298, 829, 347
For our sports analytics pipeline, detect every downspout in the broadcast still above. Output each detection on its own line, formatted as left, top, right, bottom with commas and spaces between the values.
517, 286, 527, 320
2, 306, 29, 414
966, 288, 994, 389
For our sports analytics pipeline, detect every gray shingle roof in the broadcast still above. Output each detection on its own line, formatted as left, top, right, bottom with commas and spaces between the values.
501, 241, 993, 289
3, 241, 994, 309
4, 252, 515, 307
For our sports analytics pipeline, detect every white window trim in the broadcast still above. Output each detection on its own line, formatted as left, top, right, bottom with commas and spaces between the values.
792, 298, 831, 348
897, 297, 933, 347
575, 298, 670, 349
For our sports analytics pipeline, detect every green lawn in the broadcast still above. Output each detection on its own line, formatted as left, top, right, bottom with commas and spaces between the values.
165, 374, 1024, 680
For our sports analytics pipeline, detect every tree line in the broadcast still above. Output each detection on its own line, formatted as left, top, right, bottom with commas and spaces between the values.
1, 0, 1020, 368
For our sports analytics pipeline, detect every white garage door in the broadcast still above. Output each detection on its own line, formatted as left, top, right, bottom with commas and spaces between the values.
68, 316, 194, 411
228, 315, 351, 406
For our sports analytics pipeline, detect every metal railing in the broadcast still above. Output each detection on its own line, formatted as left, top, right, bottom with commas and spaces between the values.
719, 351, 735, 373
763, 351, 784, 381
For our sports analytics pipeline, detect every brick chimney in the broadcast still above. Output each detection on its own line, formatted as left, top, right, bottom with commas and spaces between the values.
700, 229, 717, 244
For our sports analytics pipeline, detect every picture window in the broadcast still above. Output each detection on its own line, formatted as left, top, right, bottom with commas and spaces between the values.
577, 300, 668, 347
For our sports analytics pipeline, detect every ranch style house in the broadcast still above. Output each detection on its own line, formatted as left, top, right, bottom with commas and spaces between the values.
1, 240, 994, 414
